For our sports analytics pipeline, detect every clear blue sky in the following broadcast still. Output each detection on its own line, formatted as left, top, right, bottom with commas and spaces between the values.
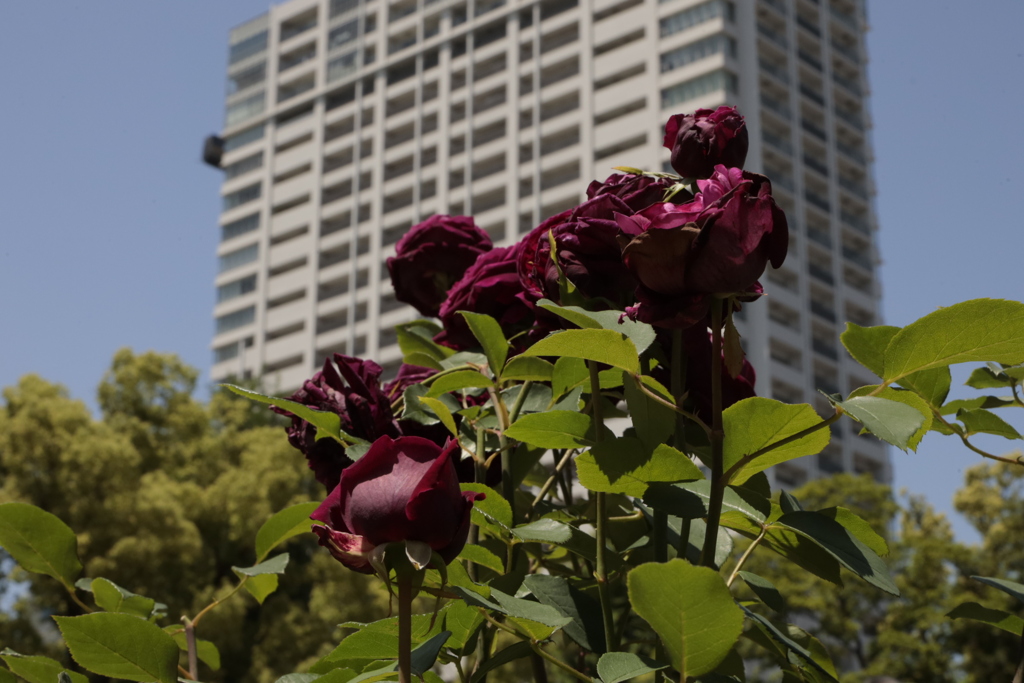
1, 2, 1022, 539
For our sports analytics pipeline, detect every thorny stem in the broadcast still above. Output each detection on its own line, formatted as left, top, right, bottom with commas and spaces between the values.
700, 300, 726, 568
182, 617, 199, 681
398, 575, 413, 683
488, 387, 517, 525
589, 360, 618, 653
727, 527, 768, 588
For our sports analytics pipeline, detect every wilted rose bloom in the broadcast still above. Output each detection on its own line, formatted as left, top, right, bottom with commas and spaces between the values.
436, 244, 539, 350
518, 194, 639, 307
682, 325, 757, 421
619, 165, 788, 328
664, 106, 749, 179
586, 173, 682, 212
273, 355, 398, 491
386, 215, 493, 317
311, 436, 485, 574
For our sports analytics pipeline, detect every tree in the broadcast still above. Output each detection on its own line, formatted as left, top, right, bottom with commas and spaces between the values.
0, 350, 387, 682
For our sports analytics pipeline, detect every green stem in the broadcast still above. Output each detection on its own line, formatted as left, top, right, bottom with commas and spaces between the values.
398, 575, 413, 683
488, 387, 517, 524
700, 300, 725, 568
726, 527, 767, 587
589, 361, 618, 653
182, 617, 199, 681
633, 379, 711, 436
531, 653, 551, 683
509, 380, 534, 424
531, 449, 575, 511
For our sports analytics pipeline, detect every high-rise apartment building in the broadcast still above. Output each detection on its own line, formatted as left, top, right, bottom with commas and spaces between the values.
208, 0, 889, 485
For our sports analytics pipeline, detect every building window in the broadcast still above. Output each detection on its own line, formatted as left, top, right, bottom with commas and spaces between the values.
660, 34, 736, 73
331, 0, 360, 17
218, 243, 259, 273
227, 62, 266, 95
216, 306, 256, 334
229, 31, 268, 64
223, 152, 264, 180
213, 343, 241, 364
223, 182, 262, 211
328, 51, 359, 82
226, 91, 266, 126
223, 124, 265, 152
217, 274, 258, 303
660, 69, 738, 108
221, 213, 260, 241
329, 19, 360, 51
659, 1, 733, 38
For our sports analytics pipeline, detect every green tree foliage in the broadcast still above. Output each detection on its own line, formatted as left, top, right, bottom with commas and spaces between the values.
0, 350, 387, 682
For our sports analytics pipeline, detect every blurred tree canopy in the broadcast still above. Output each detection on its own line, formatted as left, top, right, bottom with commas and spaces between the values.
741, 466, 1024, 683
0, 349, 387, 682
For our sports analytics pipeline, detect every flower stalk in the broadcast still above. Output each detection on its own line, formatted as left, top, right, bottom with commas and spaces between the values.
700, 299, 726, 568
397, 574, 414, 683
589, 360, 618, 652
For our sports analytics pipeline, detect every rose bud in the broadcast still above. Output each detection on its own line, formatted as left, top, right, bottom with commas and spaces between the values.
311, 435, 485, 573
386, 215, 493, 318
664, 106, 749, 179
273, 354, 398, 491
436, 244, 541, 351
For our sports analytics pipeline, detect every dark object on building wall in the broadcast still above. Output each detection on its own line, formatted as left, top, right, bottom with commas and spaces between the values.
203, 135, 225, 168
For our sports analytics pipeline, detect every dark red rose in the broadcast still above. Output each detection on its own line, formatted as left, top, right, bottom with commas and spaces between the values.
664, 106, 749, 179
618, 165, 788, 328
682, 324, 757, 422
386, 215, 493, 317
311, 436, 485, 573
517, 194, 638, 307
383, 363, 436, 400
586, 173, 682, 212
436, 244, 540, 351
273, 354, 398, 491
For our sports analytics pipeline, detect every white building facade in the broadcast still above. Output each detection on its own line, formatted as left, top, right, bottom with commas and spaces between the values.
209, 0, 889, 485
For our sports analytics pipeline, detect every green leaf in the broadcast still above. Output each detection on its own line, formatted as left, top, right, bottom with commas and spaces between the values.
971, 576, 1024, 606
426, 369, 493, 397
847, 386, 932, 450
898, 366, 952, 407
396, 320, 454, 365
410, 631, 451, 676
224, 385, 365, 447
644, 480, 767, 523
958, 408, 1022, 440
444, 600, 485, 651
457, 545, 504, 574
54, 613, 179, 683
732, 521, 843, 587
596, 652, 668, 683
947, 602, 1024, 636
882, 299, 1024, 381
451, 587, 573, 629
537, 300, 657, 354
623, 375, 675, 452
255, 502, 320, 562
721, 399, 831, 485
836, 396, 926, 452
738, 572, 787, 613
841, 324, 899, 376
0, 651, 87, 683
511, 519, 572, 544
817, 507, 889, 557
460, 312, 509, 377
628, 560, 744, 678
522, 575, 606, 653
504, 411, 593, 449
741, 608, 836, 679
523, 329, 640, 373
169, 632, 221, 671
941, 395, 1015, 415
91, 578, 156, 618
965, 365, 1020, 389
502, 356, 554, 382
234, 552, 290, 577
577, 441, 703, 497
469, 642, 532, 683
0, 503, 82, 587
417, 396, 458, 437
461, 483, 511, 531
0, 667, 14, 683
275, 675, 324, 683
778, 512, 898, 595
